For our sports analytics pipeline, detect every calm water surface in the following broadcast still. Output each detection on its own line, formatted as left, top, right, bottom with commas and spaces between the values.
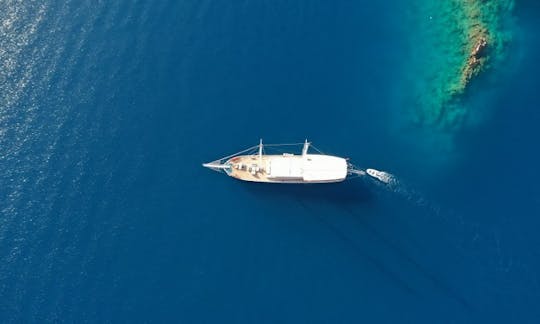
0, 1, 539, 322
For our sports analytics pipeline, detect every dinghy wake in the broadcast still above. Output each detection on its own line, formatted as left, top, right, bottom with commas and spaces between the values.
350, 166, 436, 212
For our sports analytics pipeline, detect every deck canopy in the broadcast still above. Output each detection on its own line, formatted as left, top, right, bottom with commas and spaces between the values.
267, 154, 347, 182
302, 155, 347, 181
267, 157, 303, 179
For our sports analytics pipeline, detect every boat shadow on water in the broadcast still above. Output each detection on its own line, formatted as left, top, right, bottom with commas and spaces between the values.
239, 178, 474, 311
239, 178, 375, 207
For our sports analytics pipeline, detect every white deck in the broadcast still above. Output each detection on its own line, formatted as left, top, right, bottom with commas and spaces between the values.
227, 154, 347, 183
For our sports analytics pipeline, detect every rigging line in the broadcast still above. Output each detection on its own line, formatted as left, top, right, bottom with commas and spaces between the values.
309, 144, 325, 154
263, 147, 287, 152
263, 143, 305, 147
211, 145, 260, 162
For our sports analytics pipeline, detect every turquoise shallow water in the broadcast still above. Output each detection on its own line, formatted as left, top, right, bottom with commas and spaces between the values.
0, 1, 539, 322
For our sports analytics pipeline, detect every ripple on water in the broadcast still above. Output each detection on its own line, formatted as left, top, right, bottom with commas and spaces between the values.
0, 0, 147, 320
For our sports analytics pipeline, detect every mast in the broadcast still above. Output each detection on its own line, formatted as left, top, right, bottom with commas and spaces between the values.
302, 139, 310, 156
258, 139, 263, 163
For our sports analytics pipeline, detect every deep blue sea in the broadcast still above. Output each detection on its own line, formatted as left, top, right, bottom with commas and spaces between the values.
1, 1, 539, 323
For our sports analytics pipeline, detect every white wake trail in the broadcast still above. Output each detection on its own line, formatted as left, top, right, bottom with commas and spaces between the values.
364, 168, 435, 211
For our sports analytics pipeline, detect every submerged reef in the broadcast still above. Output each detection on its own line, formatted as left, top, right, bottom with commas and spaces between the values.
405, 0, 514, 130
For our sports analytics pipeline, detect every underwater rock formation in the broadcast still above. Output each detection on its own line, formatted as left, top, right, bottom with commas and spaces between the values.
406, 0, 514, 131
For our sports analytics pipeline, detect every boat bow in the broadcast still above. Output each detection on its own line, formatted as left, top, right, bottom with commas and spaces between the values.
202, 162, 231, 172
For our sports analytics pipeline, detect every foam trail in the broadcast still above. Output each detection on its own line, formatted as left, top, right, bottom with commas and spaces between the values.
364, 168, 437, 213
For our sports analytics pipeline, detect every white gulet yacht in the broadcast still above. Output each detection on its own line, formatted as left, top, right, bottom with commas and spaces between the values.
202, 140, 363, 184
